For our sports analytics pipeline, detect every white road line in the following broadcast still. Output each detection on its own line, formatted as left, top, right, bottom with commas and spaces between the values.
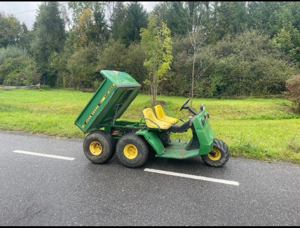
144, 168, 239, 186
13, 150, 75, 161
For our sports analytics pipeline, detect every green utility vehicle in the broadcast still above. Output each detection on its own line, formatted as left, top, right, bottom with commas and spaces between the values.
74, 70, 230, 168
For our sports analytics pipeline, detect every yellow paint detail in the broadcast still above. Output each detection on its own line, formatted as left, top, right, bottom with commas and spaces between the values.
89, 141, 102, 156
207, 148, 221, 161
123, 144, 138, 159
82, 83, 115, 128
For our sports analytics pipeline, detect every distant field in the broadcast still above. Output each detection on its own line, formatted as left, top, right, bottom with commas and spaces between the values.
0, 87, 299, 164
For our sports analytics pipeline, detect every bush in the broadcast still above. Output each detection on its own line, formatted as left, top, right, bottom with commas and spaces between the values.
0, 46, 28, 64
0, 56, 40, 86
168, 30, 299, 97
67, 44, 99, 89
285, 75, 300, 113
211, 30, 298, 96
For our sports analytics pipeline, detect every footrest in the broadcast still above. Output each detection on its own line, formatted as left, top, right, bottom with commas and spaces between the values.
156, 141, 199, 159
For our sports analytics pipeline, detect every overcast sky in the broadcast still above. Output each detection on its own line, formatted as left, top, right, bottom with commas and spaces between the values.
0, 1, 159, 30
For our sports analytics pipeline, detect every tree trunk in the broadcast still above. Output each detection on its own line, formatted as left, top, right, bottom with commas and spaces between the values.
191, 51, 196, 108
151, 63, 157, 107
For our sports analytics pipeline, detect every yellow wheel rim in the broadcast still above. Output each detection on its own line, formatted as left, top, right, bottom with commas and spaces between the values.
207, 148, 221, 161
89, 141, 102, 156
123, 144, 138, 159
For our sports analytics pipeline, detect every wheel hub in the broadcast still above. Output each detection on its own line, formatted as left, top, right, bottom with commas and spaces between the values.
89, 141, 102, 155
123, 144, 138, 159
207, 148, 221, 161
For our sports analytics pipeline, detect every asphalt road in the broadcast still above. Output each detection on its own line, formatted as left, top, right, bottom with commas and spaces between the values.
1, 131, 300, 226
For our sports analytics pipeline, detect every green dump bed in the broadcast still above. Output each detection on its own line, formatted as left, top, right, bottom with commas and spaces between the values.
74, 70, 141, 133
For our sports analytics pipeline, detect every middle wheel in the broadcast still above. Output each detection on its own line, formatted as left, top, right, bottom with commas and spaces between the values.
116, 133, 149, 168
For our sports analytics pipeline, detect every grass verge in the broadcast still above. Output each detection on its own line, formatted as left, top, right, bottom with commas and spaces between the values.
0, 88, 299, 164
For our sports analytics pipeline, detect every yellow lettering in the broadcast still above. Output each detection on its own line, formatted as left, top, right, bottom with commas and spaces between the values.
82, 83, 115, 128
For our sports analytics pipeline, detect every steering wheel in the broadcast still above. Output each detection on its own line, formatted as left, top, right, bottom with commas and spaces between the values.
180, 98, 190, 111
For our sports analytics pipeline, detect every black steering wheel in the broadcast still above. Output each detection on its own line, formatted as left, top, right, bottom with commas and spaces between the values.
180, 98, 190, 111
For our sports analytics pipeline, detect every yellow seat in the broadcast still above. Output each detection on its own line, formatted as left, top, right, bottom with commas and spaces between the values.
142, 108, 172, 130
154, 104, 179, 124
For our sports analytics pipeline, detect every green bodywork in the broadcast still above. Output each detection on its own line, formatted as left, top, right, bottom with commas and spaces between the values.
74, 70, 214, 159
74, 70, 141, 133
136, 111, 214, 159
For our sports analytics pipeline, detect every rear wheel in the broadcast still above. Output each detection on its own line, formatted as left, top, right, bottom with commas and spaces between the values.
116, 133, 149, 168
201, 138, 230, 167
83, 130, 115, 164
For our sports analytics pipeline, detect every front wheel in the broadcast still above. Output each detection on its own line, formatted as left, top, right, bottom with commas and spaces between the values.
201, 139, 230, 167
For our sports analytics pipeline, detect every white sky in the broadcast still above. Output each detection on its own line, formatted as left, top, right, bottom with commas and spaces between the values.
0, 1, 160, 30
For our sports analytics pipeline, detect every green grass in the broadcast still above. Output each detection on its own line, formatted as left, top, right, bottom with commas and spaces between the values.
0, 88, 299, 164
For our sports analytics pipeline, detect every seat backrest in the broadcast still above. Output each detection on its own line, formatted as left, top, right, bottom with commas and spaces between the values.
143, 108, 157, 122
154, 104, 165, 120
143, 108, 171, 129
154, 104, 179, 124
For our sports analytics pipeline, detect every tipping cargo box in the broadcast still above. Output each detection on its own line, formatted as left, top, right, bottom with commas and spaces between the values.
74, 70, 141, 133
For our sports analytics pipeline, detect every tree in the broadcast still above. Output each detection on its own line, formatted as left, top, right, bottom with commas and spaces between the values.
184, 2, 209, 107
110, 1, 126, 40
70, 4, 109, 48
247, 2, 285, 37
121, 2, 148, 47
68, 1, 104, 26
170, 35, 215, 98
74, 7, 95, 48
217, 2, 248, 38
273, 25, 300, 65
246, 2, 300, 68
272, 6, 300, 67
93, 5, 109, 46
167, 2, 188, 37
97, 39, 127, 71
31, 2, 66, 86
152, 2, 188, 37
48, 29, 78, 88
16, 23, 34, 54
0, 11, 22, 48
67, 43, 99, 89
96, 39, 147, 90
123, 42, 147, 88
141, 13, 173, 106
